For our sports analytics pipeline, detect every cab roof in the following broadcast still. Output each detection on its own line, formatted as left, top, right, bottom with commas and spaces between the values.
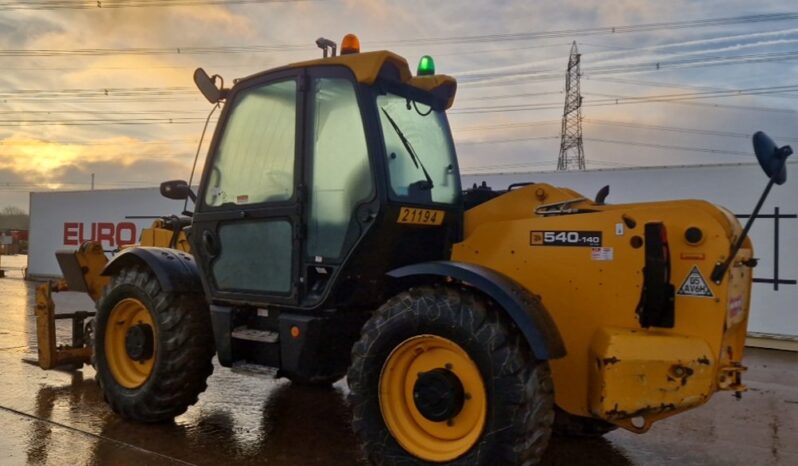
254, 50, 458, 109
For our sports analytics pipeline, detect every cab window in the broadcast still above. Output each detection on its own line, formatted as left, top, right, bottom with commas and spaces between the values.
307, 77, 373, 259
377, 93, 459, 204
205, 80, 297, 207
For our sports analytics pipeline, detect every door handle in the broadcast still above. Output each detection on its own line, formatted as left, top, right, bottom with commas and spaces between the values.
202, 229, 219, 257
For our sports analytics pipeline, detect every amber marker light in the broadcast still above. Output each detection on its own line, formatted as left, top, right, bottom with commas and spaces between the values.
341, 33, 361, 54
290, 326, 301, 338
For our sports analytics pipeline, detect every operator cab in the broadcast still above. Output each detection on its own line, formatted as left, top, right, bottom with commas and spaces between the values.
184, 36, 462, 310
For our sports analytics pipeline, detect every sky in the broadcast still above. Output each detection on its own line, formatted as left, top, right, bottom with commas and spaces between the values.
1, 0, 797, 211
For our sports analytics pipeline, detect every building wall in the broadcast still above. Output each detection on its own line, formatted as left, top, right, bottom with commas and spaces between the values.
463, 161, 798, 340
28, 188, 188, 278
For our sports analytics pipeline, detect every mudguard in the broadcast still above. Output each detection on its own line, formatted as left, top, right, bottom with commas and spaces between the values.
102, 247, 202, 293
388, 260, 566, 360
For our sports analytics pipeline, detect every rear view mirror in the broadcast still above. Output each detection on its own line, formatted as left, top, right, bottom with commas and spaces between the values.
160, 180, 196, 202
753, 131, 792, 185
193, 68, 222, 104
711, 131, 792, 284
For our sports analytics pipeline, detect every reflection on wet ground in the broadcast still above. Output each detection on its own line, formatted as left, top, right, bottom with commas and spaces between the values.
1, 255, 796, 465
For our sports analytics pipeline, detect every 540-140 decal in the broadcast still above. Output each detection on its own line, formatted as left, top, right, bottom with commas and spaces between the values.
530, 230, 602, 247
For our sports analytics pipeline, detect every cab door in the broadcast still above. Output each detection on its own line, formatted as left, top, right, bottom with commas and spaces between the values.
192, 70, 303, 305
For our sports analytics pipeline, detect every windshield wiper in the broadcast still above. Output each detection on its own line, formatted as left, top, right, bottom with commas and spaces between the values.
381, 108, 434, 189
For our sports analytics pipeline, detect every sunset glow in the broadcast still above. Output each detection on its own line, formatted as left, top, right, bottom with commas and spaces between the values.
1, 0, 796, 210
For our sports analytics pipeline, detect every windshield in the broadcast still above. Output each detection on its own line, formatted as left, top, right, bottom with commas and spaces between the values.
377, 93, 460, 204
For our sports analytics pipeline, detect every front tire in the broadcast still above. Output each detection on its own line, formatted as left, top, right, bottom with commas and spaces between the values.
94, 265, 214, 422
347, 286, 554, 466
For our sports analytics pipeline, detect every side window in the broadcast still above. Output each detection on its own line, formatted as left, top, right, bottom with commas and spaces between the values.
205, 80, 297, 207
307, 78, 373, 259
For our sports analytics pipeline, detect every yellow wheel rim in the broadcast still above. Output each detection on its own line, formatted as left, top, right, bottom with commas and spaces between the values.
379, 335, 487, 462
105, 298, 156, 389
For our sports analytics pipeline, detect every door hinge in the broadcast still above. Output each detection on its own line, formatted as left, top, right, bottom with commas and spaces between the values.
296, 184, 307, 203
294, 222, 306, 241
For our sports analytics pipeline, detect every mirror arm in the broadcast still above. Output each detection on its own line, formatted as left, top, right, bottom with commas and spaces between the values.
710, 160, 783, 284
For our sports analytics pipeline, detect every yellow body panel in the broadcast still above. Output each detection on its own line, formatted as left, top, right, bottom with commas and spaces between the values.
139, 220, 192, 252
588, 328, 715, 431
275, 51, 457, 108
284, 50, 412, 85
34, 241, 108, 369
452, 183, 752, 430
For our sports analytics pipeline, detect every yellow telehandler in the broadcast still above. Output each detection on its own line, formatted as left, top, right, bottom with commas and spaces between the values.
35, 34, 792, 465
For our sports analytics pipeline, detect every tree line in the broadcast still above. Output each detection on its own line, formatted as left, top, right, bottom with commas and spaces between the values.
0, 206, 29, 230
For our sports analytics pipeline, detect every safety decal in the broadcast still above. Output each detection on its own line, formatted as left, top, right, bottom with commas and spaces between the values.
728, 295, 744, 322
591, 247, 614, 261
677, 266, 714, 298
530, 231, 602, 247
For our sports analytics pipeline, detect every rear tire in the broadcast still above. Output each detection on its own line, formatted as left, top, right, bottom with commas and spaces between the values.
347, 286, 554, 466
553, 407, 617, 437
94, 265, 215, 423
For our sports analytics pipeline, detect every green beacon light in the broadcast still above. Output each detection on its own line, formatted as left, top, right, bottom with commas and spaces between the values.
417, 55, 435, 76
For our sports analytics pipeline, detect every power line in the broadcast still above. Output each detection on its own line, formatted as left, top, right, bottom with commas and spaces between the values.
0, 109, 205, 115
0, 138, 195, 145
0, 117, 209, 126
583, 119, 798, 144
0, 86, 193, 96
461, 49, 798, 85
2, 13, 797, 56
457, 133, 754, 158
583, 137, 751, 156
582, 91, 797, 113
452, 83, 798, 114
390, 13, 798, 46
0, 0, 310, 11
456, 120, 561, 133
458, 135, 560, 145
456, 118, 798, 144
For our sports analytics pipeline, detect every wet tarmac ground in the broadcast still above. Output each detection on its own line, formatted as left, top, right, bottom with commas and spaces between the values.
0, 254, 796, 466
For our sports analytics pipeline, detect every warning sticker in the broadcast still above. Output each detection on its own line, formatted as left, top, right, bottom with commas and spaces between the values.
677, 266, 714, 298
591, 247, 614, 261
728, 295, 744, 322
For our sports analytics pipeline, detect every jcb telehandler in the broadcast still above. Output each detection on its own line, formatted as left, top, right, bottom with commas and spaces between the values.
35, 34, 792, 465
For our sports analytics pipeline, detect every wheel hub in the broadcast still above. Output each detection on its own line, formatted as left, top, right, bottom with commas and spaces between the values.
105, 298, 157, 389
413, 368, 465, 422
125, 324, 154, 361
378, 334, 487, 462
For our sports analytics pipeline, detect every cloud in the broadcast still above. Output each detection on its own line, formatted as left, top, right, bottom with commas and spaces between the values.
0, 134, 195, 186
1, 0, 796, 213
